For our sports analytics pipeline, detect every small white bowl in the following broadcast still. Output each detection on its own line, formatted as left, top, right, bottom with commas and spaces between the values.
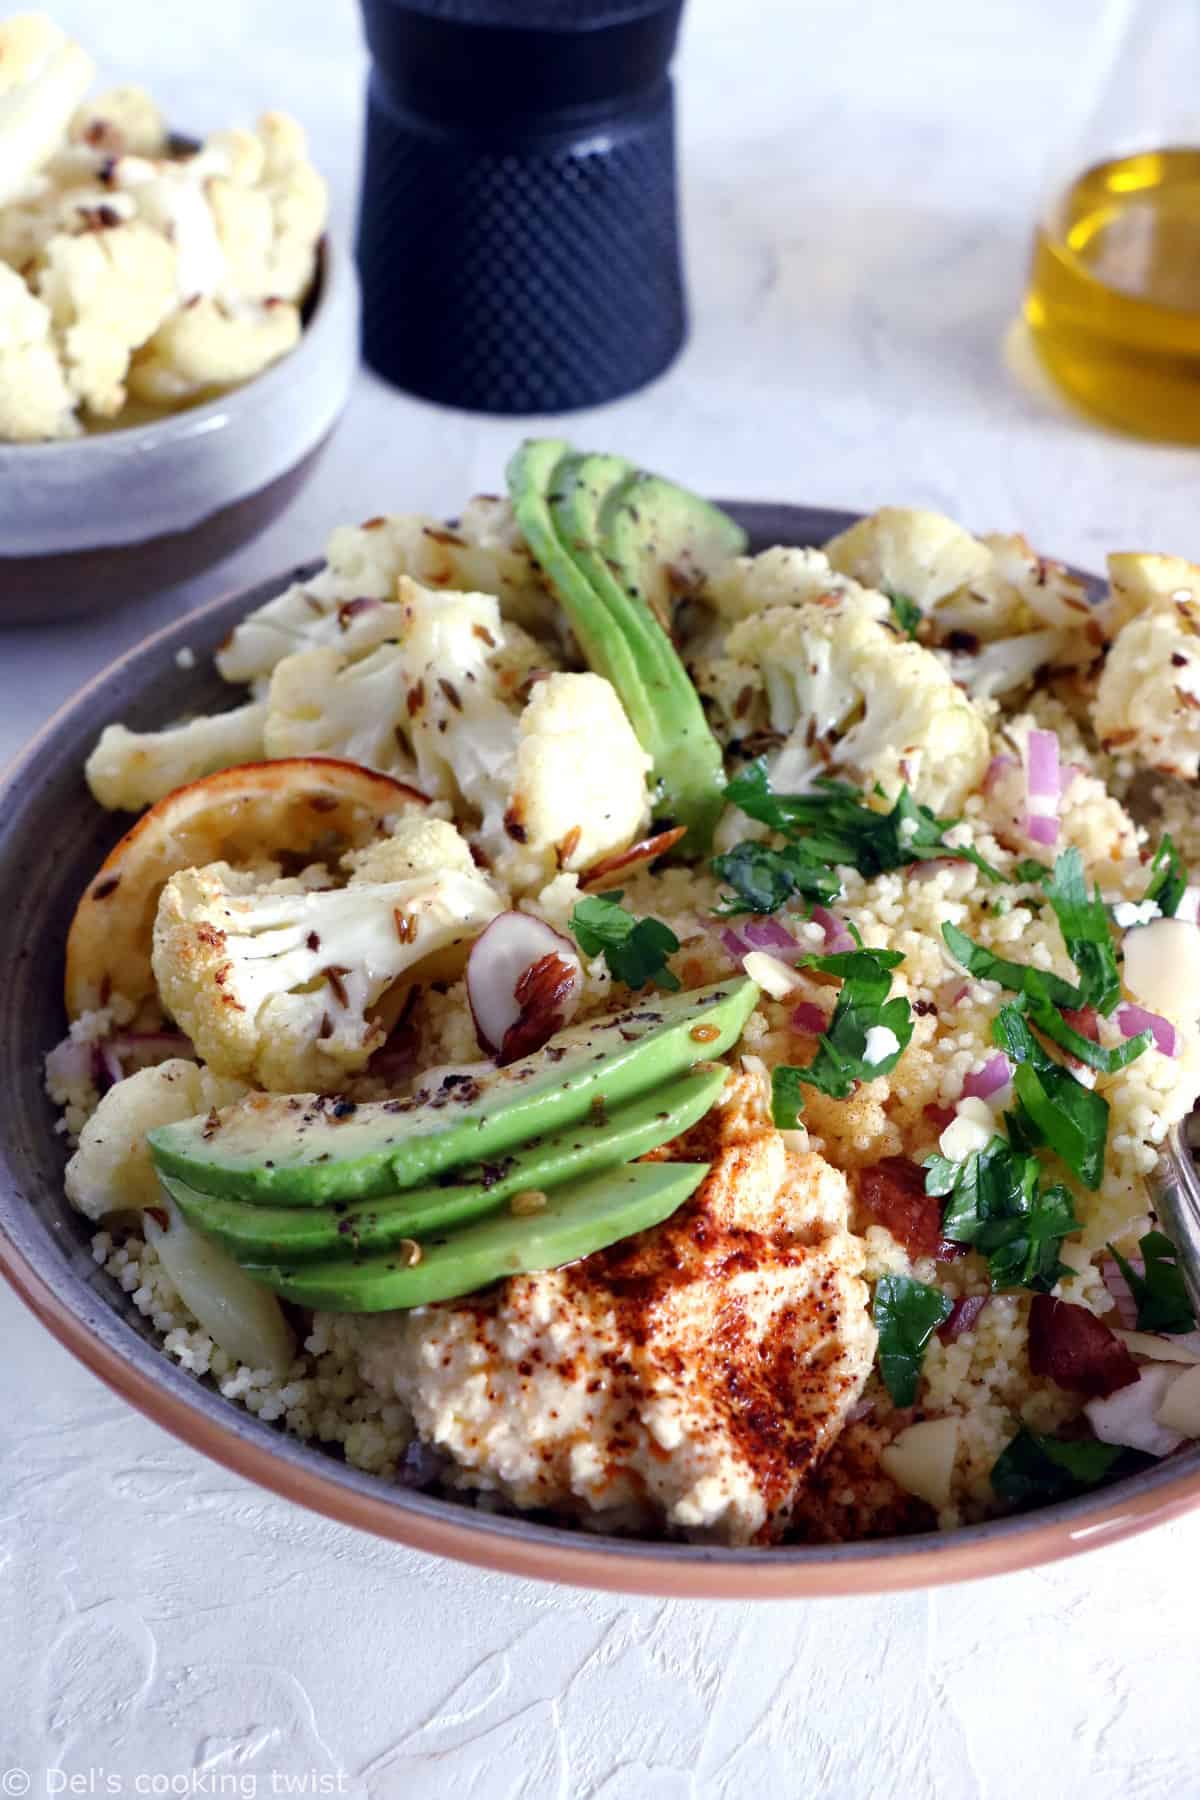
0, 235, 358, 625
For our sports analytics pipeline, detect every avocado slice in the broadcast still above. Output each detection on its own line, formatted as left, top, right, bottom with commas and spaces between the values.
507, 439, 735, 856
599, 469, 747, 638
147, 978, 758, 1206
241, 1160, 709, 1313
159, 1063, 728, 1264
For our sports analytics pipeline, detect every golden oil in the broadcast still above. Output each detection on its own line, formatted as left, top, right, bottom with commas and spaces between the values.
1026, 147, 1200, 441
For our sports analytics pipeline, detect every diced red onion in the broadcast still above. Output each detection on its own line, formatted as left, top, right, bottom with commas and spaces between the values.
742, 917, 797, 952
812, 905, 854, 954
790, 1001, 828, 1034
1024, 813, 1059, 847
1061, 1006, 1099, 1041
938, 1295, 988, 1343
96, 1042, 124, 1090
1026, 729, 1062, 798
1101, 1256, 1141, 1330
961, 1052, 1012, 1100
984, 754, 1016, 793
720, 926, 749, 964
1117, 1002, 1177, 1058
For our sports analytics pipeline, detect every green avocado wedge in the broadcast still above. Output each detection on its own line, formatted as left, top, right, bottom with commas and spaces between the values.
159, 1063, 729, 1264
242, 1160, 710, 1313
507, 439, 734, 857
598, 469, 748, 636
147, 978, 759, 1206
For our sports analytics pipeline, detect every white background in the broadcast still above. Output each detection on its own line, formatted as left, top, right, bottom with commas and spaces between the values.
5, 0, 1200, 1791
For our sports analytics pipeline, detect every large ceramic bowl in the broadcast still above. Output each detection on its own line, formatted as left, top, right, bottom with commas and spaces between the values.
0, 236, 357, 627
4, 501, 1200, 1597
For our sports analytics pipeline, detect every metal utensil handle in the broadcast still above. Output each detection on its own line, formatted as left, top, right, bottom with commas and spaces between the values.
1156, 1126, 1200, 1322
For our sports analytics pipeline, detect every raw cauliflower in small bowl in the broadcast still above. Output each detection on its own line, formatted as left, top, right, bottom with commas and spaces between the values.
0, 12, 355, 622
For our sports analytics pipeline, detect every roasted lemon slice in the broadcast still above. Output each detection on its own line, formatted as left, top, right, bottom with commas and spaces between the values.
65, 757, 425, 1019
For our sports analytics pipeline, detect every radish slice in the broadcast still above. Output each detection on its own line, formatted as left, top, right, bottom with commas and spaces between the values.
579, 827, 687, 888
1085, 1364, 1184, 1457
1117, 1002, 1177, 1058
467, 912, 583, 1065
961, 1052, 1012, 1100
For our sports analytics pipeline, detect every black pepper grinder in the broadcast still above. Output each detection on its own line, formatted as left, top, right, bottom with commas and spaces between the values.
355, 0, 688, 413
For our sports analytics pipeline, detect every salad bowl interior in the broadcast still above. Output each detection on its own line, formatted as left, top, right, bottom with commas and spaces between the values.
3, 501, 1200, 1598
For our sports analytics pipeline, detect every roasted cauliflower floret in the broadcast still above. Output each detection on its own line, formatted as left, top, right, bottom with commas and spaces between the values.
215, 506, 555, 686
69, 83, 166, 157
353, 1077, 876, 1545
725, 588, 990, 814
85, 701, 268, 812
825, 509, 1104, 698
340, 813, 478, 885
0, 258, 76, 438
1106, 551, 1200, 631
34, 217, 176, 414
128, 294, 300, 405
64, 1059, 246, 1222
704, 544, 889, 627
151, 840, 502, 1091
489, 671, 652, 890
0, 12, 93, 208
1094, 606, 1200, 778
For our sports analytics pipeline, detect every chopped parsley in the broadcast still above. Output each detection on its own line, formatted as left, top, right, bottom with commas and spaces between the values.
710, 839, 840, 916
722, 760, 1006, 890
1013, 858, 1052, 886
926, 1133, 1078, 1291
569, 892, 681, 992
1027, 999, 1151, 1074
943, 848, 1123, 1017
769, 947, 913, 1121
991, 1428, 1151, 1508
1143, 834, 1187, 918
992, 1004, 1109, 1190
888, 590, 922, 639
873, 1275, 952, 1405
1107, 1229, 1196, 1334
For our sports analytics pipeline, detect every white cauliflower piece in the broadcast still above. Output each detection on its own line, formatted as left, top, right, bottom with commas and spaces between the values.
489, 671, 652, 890
0, 13, 93, 208
128, 294, 300, 405
1094, 606, 1200, 778
35, 217, 175, 414
0, 257, 76, 438
251, 110, 326, 303
151, 846, 502, 1092
1107, 551, 1200, 631
215, 506, 555, 686
85, 700, 268, 812
725, 588, 990, 814
825, 509, 1105, 698
264, 579, 522, 839
64, 1059, 246, 1221
704, 544, 889, 627
69, 84, 166, 157
825, 506, 991, 611
341, 814, 479, 885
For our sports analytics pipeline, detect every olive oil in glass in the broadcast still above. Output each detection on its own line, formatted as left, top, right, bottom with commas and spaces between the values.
1023, 3, 1200, 441
1028, 149, 1200, 439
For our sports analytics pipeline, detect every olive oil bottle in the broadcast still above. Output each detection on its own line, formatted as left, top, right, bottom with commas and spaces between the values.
1023, 5, 1200, 441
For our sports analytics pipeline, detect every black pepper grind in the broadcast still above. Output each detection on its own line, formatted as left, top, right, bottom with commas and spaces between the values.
355, 0, 688, 413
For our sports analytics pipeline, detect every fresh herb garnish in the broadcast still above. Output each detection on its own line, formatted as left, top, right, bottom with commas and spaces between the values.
1044, 848, 1121, 1014
888, 590, 922, 639
873, 1275, 952, 1405
993, 1004, 1109, 1189
769, 947, 913, 1120
991, 1428, 1151, 1508
943, 848, 1123, 1017
926, 1133, 1079, 1291
722, 761, 1006, 887
569, 892, 681, 992
1107, 1229, 1196, 1334
1143, 834, 1186, 919
1013, 858, 1051, 885
711, 839, 841, 915
1026, 998, 1151, 1073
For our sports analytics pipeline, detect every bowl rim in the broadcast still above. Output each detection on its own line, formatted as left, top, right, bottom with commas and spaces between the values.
0, 234, 343, 468
4, 504, 1200, 1599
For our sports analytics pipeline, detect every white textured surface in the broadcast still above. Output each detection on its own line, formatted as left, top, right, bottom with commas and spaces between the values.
5, 0, 1200, 1789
